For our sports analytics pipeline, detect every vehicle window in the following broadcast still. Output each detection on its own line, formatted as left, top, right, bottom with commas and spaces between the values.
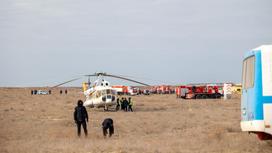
242, 60, 246, 88
101, 90, 106, 95
242, 56, 255, 89
111, 90, 116, 95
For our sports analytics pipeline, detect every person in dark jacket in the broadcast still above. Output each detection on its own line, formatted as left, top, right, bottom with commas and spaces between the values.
120, 97, 124, 110
123, 98, 128, 112
128, 97, 133, 112
116, 98, 120, 111
102, 118, 114, 138
74, 100, 88, 137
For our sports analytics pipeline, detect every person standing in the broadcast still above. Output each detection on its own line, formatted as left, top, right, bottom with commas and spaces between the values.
116, 98, 120, 111
123, 98, 128, 112
74, 100, 89, 137
120, 97, 124, 111
128, 97, 133, 112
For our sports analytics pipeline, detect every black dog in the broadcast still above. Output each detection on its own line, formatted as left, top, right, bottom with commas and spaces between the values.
102, 118, 114, 137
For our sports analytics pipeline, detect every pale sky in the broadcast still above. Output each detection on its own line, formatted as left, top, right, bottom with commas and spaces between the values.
0, 0, 271, 87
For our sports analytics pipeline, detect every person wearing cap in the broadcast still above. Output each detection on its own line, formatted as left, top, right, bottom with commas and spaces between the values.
74, 100, 89, 137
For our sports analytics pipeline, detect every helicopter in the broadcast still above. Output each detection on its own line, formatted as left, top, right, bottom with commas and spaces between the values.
52, 72, 149, 110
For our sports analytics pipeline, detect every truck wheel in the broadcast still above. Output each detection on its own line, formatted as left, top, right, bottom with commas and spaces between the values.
215, 94, 221, 99
202, 95, 208, 99
257, 132, 272, 140
196, 95, 202, 99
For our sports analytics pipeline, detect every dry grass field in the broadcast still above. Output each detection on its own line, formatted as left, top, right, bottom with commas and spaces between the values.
0, 88, 272, 153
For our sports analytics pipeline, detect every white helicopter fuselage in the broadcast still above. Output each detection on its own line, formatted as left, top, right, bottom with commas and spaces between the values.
83, 86, 117, 108
53, 72, 148, 110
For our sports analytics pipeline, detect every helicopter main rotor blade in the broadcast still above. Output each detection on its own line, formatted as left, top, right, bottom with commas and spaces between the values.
50, 72, 149, 88
51, 77, 82, 88
84, 74, 99, 77
105, 74, 150, 86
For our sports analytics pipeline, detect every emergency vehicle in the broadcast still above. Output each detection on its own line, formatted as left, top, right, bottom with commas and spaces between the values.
240, 45, 272, 140
175, 85, 223, 99
153, 85, 171, 94
111, 85, 138, 95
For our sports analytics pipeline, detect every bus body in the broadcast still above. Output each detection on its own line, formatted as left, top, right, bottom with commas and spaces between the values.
240, 45, 272, 140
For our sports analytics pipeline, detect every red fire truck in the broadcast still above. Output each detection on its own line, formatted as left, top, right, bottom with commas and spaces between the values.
157, 85, 171, 94
151, 85, 171, 94
112, 85, 138, 95
175, 85, 223, 99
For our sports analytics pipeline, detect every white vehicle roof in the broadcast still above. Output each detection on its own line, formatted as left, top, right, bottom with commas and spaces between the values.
253, 45, 272, 51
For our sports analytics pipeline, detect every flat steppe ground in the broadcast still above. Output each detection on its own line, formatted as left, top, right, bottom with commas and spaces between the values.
0, 88, 272, 153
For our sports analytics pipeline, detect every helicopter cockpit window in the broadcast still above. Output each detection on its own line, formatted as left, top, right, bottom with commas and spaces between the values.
101, 90, 106, 95
106, 89, 111, 94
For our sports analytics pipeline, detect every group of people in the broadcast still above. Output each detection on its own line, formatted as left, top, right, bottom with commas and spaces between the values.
60, 89, 68, 94
116, 97, 133, 112
74, 97, 135, 138
31, 89, 68, 95
74, 100, 114, 138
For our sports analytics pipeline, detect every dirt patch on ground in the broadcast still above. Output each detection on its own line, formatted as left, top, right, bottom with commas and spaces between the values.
0, 88, 271, 153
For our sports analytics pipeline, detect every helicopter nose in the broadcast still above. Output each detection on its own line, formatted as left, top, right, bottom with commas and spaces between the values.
106, 95, 112, 102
